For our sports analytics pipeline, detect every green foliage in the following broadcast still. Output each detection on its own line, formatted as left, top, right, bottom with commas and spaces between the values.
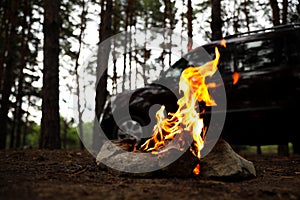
62, 126, 80, 149
81, 121, 94, 150
141, 0, 165, 27
25, 122, 40, 148
236, 144, 294, 155
5, 116, 81, 149
60, 116, 81, 149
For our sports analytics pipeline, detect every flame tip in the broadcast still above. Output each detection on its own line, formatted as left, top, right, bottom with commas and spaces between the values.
220, 38, 226, 48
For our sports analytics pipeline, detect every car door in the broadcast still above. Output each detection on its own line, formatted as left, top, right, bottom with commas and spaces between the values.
223, 35, 290, 145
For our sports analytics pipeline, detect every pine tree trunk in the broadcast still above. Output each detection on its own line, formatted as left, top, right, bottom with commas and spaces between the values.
0, 0, 19, 149
0, 1, 6, 93
211, 0, 222, 41
75, 0, 87, 150
167, 0, 173, 66
180, 0, 185, 56
40, 0, 61, 149
270, 0, 280, 26
15, 0, 31, 148
282, 0, 288, 25
93, 0, 112, 151
142, 28, 148, 86
112, 42, 118, 94
187, 0, 193, 51
63, 119, 67, 149
122, 0, 132, 91
159, 0, 168, 70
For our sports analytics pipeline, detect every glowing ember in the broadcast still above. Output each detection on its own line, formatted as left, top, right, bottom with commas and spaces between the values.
193, 163, 201, 175
141, 47, 221, 166
232, 72, 240, 85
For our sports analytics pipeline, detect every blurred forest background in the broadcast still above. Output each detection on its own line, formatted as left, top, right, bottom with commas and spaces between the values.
0, 0, 299, 150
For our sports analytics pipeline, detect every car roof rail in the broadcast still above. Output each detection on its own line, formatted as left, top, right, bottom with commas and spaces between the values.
224, 23, 300, 39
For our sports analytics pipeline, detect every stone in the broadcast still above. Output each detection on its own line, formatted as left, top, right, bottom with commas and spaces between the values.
96, 138, 256, 180
96, 139, 197, 177
96, 139, 158, 177
200, 138, 256, 180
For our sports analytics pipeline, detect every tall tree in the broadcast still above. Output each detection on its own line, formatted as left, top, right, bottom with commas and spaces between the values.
74, 0, 87, 150
211, 0, 222, 41
14, 0, 31, 148
40, 0, 61, 149
0, 0, 19, 149
282, 0, 288, 25
187, 0, 193, 51
0, 0, 41, 149
122, 0, 131, 91
93, 0, 112, 151
270, 0, 280, 26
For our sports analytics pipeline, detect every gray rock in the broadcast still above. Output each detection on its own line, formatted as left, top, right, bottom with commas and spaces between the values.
96, 139, 196, 177
96, 139, 158, 177
200, 139, 256, 180
96, 138, 256, 180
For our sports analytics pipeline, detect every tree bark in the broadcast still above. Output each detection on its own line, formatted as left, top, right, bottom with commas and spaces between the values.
75, 0, 87, 150
40, 0, 61, 149
93, 0, 112, 151
0, 0, 19, 149
0, 0, 7, 93
269, 0, 280, 26
15, 0, 32, 148
282, 0, 288, 25
122, 0, 133, 92
211, 0, 222, 41
187, 0, 193, 51
167, 0, 174, 66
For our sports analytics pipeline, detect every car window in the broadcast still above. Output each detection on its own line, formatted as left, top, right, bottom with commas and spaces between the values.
234, 38, 287, 72
183, 50, 211, 66
165, 68, 182, 78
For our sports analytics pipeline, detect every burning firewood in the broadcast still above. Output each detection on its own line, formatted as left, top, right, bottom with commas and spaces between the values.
96, 138, 256, 179
96, 41, 255, 180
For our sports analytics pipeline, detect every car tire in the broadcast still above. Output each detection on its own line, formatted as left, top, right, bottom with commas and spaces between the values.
112, 115, 149, 145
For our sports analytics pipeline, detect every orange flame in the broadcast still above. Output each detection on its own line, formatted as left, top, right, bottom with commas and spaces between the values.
232, 72, 240, 85
220, 39, 226, 48
193, 163, 201, 175
141, 47, 221, 163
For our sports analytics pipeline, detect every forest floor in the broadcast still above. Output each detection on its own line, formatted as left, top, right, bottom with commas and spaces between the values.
0, 148, 300, 200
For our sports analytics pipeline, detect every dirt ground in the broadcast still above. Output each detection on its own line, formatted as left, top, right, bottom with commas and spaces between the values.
0, 149, 300, 200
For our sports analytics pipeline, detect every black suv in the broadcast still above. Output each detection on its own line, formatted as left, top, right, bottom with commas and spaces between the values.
100, 24, 300, 152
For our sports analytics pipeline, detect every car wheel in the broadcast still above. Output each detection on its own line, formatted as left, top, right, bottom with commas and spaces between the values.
113, 115, 147, 145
